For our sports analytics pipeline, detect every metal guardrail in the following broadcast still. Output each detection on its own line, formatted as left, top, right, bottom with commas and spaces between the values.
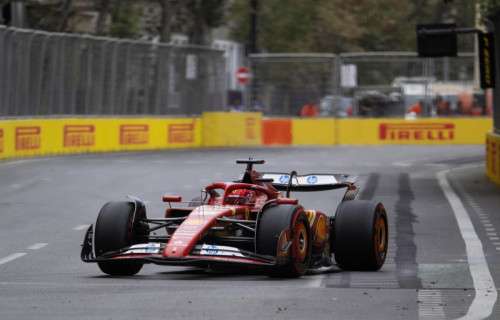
0, 26, 226, 116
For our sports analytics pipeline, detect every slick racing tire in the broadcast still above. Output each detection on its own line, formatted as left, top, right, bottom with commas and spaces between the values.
333, 200, 388, 271
256, 205, 311, 278
94, 201, 147, 276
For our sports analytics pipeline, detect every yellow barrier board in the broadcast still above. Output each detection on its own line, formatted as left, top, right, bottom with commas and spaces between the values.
486, 132, 500, 185
291, 119, 336, 145
202, 112, 261, 147
337, 118, 492, 145
0, 115, 493, 161
0, 118, 201, 160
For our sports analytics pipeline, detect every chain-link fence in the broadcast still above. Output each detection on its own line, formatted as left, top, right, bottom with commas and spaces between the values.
249, 52, 484, 117
0, 26, 226, 117
249, 54, 337, 116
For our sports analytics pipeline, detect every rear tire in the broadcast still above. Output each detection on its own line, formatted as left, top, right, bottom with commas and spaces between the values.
333, 200, 388, 271
256, 205, 311, 277
94, 201, 146, 276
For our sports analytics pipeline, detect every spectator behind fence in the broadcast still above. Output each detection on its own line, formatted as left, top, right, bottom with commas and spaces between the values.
434, 95, 451, 116
457, 92, 473, 115
300, 101, 319, 117
407, 100, 423, 116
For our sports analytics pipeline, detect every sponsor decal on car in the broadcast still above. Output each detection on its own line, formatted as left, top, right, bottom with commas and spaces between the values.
15, 126, 41, 151
379, 123, 455, 141
123, 243, 161, 254
119, 124, 149, 145
306, 175, 318, 184
168, 123, 194, 143
279, 175, 290, 184
196, 244, 245, 257
63, 125, 95, 147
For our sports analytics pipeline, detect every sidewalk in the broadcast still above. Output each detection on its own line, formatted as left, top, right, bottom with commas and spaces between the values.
448, 164, 500, 219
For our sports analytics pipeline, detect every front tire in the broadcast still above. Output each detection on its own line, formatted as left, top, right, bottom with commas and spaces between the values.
94, 201, 146, 276
256, 205, 311, 277
333, 200, 388, 271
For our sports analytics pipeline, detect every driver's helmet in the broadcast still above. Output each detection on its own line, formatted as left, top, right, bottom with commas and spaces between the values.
226, 189, 257, 205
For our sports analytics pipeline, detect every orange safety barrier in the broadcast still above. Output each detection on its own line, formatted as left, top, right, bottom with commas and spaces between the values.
262, 119, 292, 145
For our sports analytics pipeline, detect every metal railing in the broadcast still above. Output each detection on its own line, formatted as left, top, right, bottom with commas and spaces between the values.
0, 26, 226, 117
249, 52, 482, 117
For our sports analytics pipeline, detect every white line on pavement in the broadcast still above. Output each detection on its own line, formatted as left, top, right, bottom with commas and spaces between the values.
437, 169, 497, 320
27, 243, 47, 250
392, 161, 411, 167
73, 224, 90, 231
0, 253, 27, 265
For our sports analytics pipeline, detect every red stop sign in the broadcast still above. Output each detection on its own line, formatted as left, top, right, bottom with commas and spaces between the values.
236, 67, 251, 85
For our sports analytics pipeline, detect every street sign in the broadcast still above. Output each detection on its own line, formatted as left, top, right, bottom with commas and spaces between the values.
236, 67, 251, 85
417, 23, 457, 57
479, 32, 496, 89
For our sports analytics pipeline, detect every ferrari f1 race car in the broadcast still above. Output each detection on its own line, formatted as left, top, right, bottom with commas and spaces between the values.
81, 159, 388, 277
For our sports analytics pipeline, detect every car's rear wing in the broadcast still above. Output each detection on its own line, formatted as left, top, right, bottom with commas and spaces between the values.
260, 172, 357, 192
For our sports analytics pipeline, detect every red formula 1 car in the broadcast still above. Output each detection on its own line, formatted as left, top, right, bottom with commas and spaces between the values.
81, 159, 388, 277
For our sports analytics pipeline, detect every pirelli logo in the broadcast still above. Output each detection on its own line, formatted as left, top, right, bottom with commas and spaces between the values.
168, 123, 194, 143
488, 140, 497, 175
64, 125, 95, 147
245, 118, 256, 140
0, 128, 3, 153
120, 125, 149, 145
16, 126, 41, 151
379, 123, 455, 141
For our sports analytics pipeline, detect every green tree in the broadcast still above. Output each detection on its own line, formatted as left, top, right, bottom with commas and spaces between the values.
229, 0, 476, 53
184, 0, 226, 45
109, 1, 140, 39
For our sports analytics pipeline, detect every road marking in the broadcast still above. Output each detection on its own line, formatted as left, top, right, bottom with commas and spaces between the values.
305, 274, 326, 288
27, 243, 47, 250
418, 290, 445, 319
0, 159, 46, 167
73, 224, 90, 231
437, 169, 497, 320
0, 253, 27, 265
392, 161, 411, 167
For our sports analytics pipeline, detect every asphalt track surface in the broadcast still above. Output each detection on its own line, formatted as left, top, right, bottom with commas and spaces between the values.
1, 146, 499, 320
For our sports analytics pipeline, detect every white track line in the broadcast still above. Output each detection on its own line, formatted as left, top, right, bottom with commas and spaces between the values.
27, 243, 47, 250
437, 169, 497, 320
73, 224, 90, 231
0, 253, 27, 265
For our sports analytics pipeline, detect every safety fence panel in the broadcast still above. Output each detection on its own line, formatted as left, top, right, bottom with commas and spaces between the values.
248, 54, 337, 116
249, 52, 482, 118
0, 26, 226, 117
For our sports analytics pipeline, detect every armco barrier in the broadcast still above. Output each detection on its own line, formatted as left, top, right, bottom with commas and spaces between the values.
262, 117, 492, 146
486, 132, 500, 185
0, 118, 201, 160
0, 114, 493, 161
202, 112, 261, 147
262, 119, 292, 145
336, 118, 492, 145
292, 119, 337, 145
